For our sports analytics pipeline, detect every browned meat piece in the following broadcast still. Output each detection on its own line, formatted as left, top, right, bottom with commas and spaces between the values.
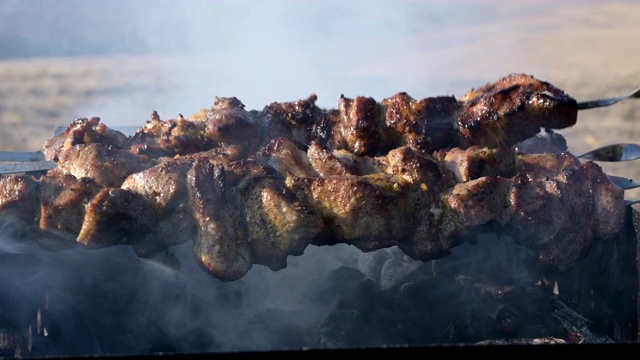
443, 176, 513, 230
256, 137, 319, 178
382, 146, 455, 186
121, 157, 197, 257
440, 151, 625, 271
187, 158, 253, 281
38, 172, 102, 249
257, 94, 325, 151
205, 97, 261, 152
382, 93, 460, 154
0, 140, 626, 279
333, 95, 381, 155
287, 174, 421, 251
279, 137, 454, 256
56, 143, 157, 187
190, 157, 321, 280
42, 117, 129, 161
439, 146, 516, 182
129, 111, 214, 158
508, 158, 625, 271
76, 187, 155, 248
0, 174, 40, 227
458, 73, 577, 148
45, 73, 579, 162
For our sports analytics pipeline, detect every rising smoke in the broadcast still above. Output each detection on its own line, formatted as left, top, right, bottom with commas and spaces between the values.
0, 1, 563, 357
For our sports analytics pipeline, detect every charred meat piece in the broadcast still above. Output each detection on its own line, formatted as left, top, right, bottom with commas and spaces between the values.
382, 93, 460, 154
56, 143, 157, 187
38, 172, 102, 249
42, 117, 129, 162
257, 94, 325, 151
439, 146, 517, 182
205, 97, 261, 153
76, 187, 154, 249
45, 73, 578, 161
457, 73, 577, 148
0, 140, 625, 280
189, 156, 322, 280
129, 111, 214, 159
0, 174, 40, 228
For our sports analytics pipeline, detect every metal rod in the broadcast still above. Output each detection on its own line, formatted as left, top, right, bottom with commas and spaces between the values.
0, 161, 56, 175
577, 86, 640, 110
0, 151, 45, 162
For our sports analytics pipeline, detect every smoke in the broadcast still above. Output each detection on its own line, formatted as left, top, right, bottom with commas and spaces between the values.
0, 206, 551, 357
0, 0, 515, 126
0, 1, 593, 357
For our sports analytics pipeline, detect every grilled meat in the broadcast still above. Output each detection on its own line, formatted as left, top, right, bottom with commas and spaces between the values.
43, 117, 130, 162
1, 73, 623, 281
56, 143, 157, 187
0, 134, 625, 280
42, 73, 577, 160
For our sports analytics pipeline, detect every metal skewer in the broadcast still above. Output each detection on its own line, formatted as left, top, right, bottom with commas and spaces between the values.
577, 143, 640, 162
0, 150, 45, 162
577, 86, 640, 110
607, 175, 640, 191
0, 161, 57, 175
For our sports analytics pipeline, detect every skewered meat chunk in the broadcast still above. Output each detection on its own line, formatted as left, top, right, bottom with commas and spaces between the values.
39, 172, 102, 248
129, 111, 214, 159
257, 94, 325, 151
56, 143, 157, 187
382, 93, 459, 154
42, 117, 130, 162
457, 73, 577, 148
42, 74, 578, 162
188, 157, 322, 280
0, 137, 625, 280
0, 174, 40, 228
1, 73, 624, 281
76, 187, 154, 249
439, 146, 516, 182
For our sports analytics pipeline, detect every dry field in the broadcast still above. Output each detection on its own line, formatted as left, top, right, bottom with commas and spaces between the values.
0, 56, 175, 151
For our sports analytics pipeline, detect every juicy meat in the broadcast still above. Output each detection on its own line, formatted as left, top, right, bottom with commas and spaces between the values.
457, 73, 578, 148
439, 146, 516, 182
39, 173, 102, 248
56, 143, 157, 187
0, 174, 40, 227
42, 117, 130, 162
0, 73, 621, 281
43, 73, 579, 161
0, 138, 625, 279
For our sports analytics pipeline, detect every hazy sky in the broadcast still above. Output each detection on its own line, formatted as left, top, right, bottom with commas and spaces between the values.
2, 0, 631, 123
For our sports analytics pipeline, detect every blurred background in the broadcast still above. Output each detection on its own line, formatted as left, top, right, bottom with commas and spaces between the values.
1, 1, 640, 356
1, 0, 639, 153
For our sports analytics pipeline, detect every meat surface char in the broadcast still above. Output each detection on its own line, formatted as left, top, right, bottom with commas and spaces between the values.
458, 73, 578, 148
0, 73, 623, 281
43, 73, 580, 161
2, 137, 626, 279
